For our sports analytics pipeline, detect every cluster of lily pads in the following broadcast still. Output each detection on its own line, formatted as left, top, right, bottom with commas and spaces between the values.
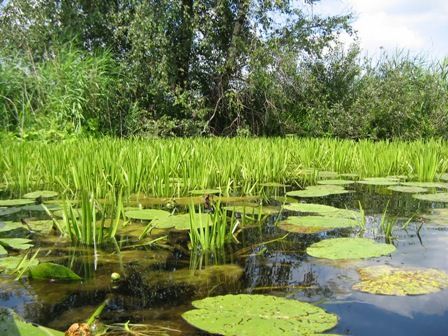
2, 173, 448, 335
181, 175, 448, 335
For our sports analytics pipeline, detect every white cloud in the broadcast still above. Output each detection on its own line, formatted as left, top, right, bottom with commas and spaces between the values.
313, 0, 448, 59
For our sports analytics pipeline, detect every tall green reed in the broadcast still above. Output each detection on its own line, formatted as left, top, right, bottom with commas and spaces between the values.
62, 190, 124, 246
1, 138, 448, 198
188, 203, 231, 251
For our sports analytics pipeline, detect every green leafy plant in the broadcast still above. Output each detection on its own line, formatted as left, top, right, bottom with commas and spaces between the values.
62, 190, 124, 245
188, 203, 231, 251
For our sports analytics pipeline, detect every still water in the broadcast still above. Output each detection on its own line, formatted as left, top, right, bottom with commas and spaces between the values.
0, 184, 447, 335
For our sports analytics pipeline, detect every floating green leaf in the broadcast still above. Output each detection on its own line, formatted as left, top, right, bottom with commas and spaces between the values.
21, 203, 61, 212
286, 185, 350, 198
223, 205, 279, 216
387, 185, 428, 193
0, 207, 20, 217
387, 175, 408, 180
0, 307, 64, 336
189, 189, 221, 195
26, 220, 54, 234
182, 294, 338, 336
401, 182, 448, 189
29, 262, 82, 281
413, 193, 448, 203
0, 222, 29, 238
317, 179, 354, 186
0, 238, 33, 251
297, 168, 316, 176
53, 208, 81, 219
279, 216, 358, 234
339, 173, 358, 179
23, 190, 59, 199
0, 255, 39, 272
353, 265, 448, 296
151, 213, 212, 230
0, 199, 34, 207
358, 178, 399, 186
307, 238, 395, 260
318, 171, 339, 179
124, 209, 171, 221
282, 203, 359, 219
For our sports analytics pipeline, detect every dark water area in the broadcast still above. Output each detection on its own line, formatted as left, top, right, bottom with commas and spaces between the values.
1, 184, 448, 335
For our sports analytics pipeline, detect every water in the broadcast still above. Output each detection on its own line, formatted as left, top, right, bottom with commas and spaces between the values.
1, 184, 448, 335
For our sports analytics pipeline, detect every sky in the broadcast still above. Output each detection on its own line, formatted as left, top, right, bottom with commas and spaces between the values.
310, 0, 448, 61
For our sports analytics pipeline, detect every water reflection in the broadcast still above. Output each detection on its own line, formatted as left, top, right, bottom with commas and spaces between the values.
1, 186, 448, 335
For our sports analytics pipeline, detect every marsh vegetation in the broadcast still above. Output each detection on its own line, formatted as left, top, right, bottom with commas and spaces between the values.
1, 1, 448, 335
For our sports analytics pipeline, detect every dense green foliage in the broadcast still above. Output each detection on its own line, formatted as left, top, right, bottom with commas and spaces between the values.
1, 138, 447, 197
0, 1, 447, 139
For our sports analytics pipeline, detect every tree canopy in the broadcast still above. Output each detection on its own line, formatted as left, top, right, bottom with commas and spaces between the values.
1, 1, 447, 139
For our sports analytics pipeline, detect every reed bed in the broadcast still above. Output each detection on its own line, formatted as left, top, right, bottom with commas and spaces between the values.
1, 138, 448, 197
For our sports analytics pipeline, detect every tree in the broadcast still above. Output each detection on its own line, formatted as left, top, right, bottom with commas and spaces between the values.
0, 0, 354, 136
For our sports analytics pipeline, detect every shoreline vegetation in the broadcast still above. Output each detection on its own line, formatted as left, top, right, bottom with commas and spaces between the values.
1, 2, 447, 140
1, 138, 447, 197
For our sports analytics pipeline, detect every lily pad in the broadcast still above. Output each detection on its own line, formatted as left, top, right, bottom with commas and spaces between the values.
0, 199, 34, 207
401, 182, 448, 189
0, 207, 20, 217
339, 173, 359, 179
0, 222, 29, 237
387, 175, 408, 180
21, 203, 61, 212
279, 216, 358, 234
25, 220, 54, 234
29, 262, 82, 281
413, 193, 448, 203
189, 189, 221, 195
223, 205, 279, 216
182, 294, 338, 336
307, 238, 395, 260
286, 185, 350, 198
353, 265, 448, 296
0, 255, 39, 272
124, 209, 171, 221
317, 179, 354, 186
53, 208, 80, 219
283, 203, 359, 219
318, 171, 339, 179
130, 196, 204, 207
0, 307, 64, 336
358, 178, 399, 186
23, 190, 59, 199
0, 238, 33, 251
151, 213, 212, 230
387, 186, 428, 193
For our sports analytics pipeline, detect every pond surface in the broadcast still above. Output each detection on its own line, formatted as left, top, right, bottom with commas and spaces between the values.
1, 183, 448, 335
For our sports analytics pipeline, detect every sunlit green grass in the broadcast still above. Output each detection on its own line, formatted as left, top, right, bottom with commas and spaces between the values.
1, 138, 447, 197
